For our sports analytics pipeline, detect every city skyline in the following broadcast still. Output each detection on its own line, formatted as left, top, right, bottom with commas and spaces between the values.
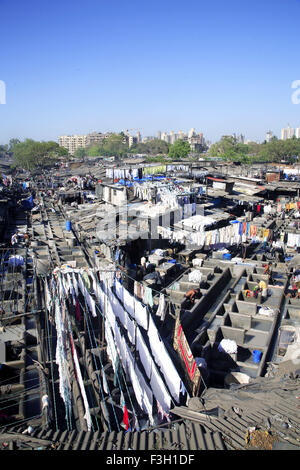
1, 0, 300, 145
57, 123, 300, 155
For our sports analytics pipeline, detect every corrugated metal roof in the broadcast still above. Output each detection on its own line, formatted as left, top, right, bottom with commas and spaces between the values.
171, 375, 300, 450
0, 421, 227, 450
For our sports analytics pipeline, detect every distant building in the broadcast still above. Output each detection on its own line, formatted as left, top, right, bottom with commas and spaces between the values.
170, 131, 177, 145
141, 128, 207, 149
178, 130, 185, 140
266, 130, 273, 143
128, 135, 138, 148
281, 125, 295, 140
161, 132, 169, 143
188, 128, 196, 138
142, 136, 155, 143
296, 127, 300, 139
86, 132, 105, 146
230, 133, 244, 143
58, 134, 88, 155
221, 135, 233, 140
189, 133, 205, 151
59, 131, 112, 154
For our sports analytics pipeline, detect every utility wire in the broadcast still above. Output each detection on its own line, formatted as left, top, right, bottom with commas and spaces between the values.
44, 277, 59, 431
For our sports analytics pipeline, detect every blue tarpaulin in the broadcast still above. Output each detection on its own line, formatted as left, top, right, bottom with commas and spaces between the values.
21, 195, 34, 209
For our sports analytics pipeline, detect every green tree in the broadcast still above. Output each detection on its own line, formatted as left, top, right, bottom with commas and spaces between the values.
130, 139, 169, 155
85, 133, 129, 157
208, 136, 257, 163
8, 138, 21, 151
258, 138, 300, 162
74, 147, 87, 159
12, 139, 68, 170
0, 144, 8, 159
208, 135, 300, 164
168, 140, 191, 160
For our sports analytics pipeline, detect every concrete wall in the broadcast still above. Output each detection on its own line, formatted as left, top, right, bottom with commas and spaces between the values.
182, 267, 232, 332
102, 185, 127, 206
229, 312, 252, 330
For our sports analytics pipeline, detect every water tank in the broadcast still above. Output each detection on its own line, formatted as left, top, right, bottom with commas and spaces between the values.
253, 349, 262, 363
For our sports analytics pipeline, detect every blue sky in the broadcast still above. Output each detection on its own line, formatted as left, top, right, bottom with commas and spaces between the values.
1, 0, 300, 144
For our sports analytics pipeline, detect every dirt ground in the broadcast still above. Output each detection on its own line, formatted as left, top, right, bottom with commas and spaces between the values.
245, 429, 279, 450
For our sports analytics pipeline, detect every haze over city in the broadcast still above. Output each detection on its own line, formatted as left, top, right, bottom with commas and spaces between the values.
1, 0, 300, 144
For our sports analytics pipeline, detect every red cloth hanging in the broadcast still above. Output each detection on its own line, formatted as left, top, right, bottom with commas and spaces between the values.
123, 405, 130, 430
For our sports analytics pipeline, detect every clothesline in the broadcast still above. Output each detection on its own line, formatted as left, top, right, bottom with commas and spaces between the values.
77, 262, 178, 300
157, 219, 273, 247
51, 267, 185, 417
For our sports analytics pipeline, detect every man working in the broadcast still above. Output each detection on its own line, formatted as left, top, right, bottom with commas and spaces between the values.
264, 262, 274, 284
184, 288, 201, 305
11, 232, 18, 246
259, 279, 268, 301
150, 186, 158, 204
286, 283, 297, 298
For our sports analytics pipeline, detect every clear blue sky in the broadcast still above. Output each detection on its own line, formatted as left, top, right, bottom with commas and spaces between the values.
1, 0, 300, 144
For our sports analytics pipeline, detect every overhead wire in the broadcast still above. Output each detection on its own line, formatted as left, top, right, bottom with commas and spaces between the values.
96, 273, 177, 418
44, 276, 59, 431
0, 413, 43, 431
93, 286, 140, 429
9, 176, 204, 434
0, 383, 42, 407
52, 278, 73, 431
64, 270, 116, 432
88, 282, 140, 431
63, 268, 140, 431
77, 293, 114, 432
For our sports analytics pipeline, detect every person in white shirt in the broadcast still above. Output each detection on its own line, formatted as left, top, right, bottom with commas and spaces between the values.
11, 232, 18, 246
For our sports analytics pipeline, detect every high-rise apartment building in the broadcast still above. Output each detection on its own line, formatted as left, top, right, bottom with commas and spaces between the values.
281, 125, 295, 140
157, 128, 205, 148
189, 133, 206, 151
295, 127, 300, 139
170, 131, 177, 145
58, 134, 88, 154
266, 130, 273, 142
59, 131, 113, 154
161, 132, 169, 143
86, 132, 105, 146
128, 135, 138, 147
188, 128, 196, 138
178, 130, 185, 140
142, 136, 155, 143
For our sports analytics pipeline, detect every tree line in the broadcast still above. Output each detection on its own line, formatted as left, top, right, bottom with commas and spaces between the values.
0, 139, 68, 170
4, 132, 300, 171
208, 135, 300, 163
0, 134, 192, 170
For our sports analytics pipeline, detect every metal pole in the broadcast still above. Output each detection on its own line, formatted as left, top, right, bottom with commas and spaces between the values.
2, 310, 42, 322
